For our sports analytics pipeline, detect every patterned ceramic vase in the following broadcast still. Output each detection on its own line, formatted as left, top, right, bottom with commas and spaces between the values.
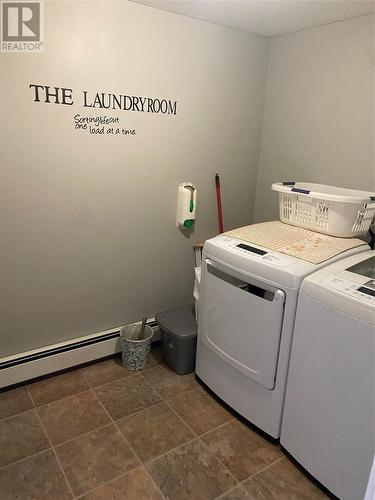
120, 324, 154, 371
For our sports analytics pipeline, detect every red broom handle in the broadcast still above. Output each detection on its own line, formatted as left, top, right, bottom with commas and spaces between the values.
215, 173, 224, 234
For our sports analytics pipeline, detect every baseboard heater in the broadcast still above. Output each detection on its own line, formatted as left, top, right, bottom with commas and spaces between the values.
0, 320, 160, 390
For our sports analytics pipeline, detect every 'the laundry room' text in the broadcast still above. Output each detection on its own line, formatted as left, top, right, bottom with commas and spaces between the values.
28, 84, 178, 115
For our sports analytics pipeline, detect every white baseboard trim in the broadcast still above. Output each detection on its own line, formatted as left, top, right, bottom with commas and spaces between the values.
0, 319, 160, 389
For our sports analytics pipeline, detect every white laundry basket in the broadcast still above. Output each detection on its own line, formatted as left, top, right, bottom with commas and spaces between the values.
272, 182, 375, 238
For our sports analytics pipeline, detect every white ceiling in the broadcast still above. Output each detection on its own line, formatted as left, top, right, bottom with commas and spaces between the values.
130, 0, 375, 36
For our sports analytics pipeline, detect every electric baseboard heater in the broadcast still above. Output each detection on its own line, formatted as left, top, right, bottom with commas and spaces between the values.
0, 320, 159, 389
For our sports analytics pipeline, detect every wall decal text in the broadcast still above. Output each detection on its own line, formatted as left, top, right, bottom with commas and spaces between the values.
74, 114, 136, 136
29, 84, 178, 115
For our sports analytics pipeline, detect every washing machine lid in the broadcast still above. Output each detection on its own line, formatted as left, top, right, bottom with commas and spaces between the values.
300, 250, 375, 325
203, 235, 368, 290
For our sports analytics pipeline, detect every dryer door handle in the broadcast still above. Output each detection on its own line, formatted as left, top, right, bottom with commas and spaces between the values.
206, 258, 276, 302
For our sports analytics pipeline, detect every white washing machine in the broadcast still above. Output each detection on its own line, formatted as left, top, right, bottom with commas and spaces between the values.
195, 231, 368, 438
281, 250, 375, 500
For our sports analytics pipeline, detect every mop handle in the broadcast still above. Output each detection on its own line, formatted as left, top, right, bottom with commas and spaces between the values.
215, 173, 224, 234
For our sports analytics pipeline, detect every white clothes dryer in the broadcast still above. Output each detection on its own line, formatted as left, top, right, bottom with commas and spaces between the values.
195, 227, 368, 438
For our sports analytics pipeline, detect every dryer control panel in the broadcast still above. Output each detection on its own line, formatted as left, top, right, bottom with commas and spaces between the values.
215, 237, 296, 268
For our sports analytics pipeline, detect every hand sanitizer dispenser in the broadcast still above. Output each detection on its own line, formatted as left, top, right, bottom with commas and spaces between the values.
177, 182, 197, 229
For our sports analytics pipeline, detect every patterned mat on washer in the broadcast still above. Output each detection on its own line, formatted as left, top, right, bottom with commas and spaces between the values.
224, 221, 366, 264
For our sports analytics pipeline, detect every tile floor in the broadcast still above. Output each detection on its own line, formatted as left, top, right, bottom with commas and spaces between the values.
0, 345, 331, 499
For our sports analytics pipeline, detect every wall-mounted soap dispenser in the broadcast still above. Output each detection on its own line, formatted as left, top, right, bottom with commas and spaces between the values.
177, 182, 197, 229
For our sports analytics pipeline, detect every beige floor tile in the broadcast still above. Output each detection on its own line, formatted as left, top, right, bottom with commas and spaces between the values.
146, 345, 164, 369
0, 449, 72, 499
28, 370, 89, 406
81, 346, 163, 389
38, 390, 110, 445
142, 364, 198, 399
146, 439, 237, 500
81, 356, 133, 387
0, 410, 49, 468
0, 352, 330, 499
201, 420, 282, 481
55, 424, 139, 497
94, 375, 162, 420
220, 485, 251, 499
243, 457, 329, 499
80, 466, 163, 500
118, 403, 194, 462
169, 387, 233, 435
0, 386, 34, 420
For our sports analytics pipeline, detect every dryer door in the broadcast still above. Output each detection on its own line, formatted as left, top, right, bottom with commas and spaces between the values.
201, 258, 286, 390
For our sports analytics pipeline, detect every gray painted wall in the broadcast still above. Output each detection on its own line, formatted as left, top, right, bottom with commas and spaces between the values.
0, 1, 269, 356
253, 14, 375, 222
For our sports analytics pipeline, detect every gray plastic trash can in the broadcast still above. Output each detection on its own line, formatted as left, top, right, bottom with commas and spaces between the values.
156, 304, 197, 375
